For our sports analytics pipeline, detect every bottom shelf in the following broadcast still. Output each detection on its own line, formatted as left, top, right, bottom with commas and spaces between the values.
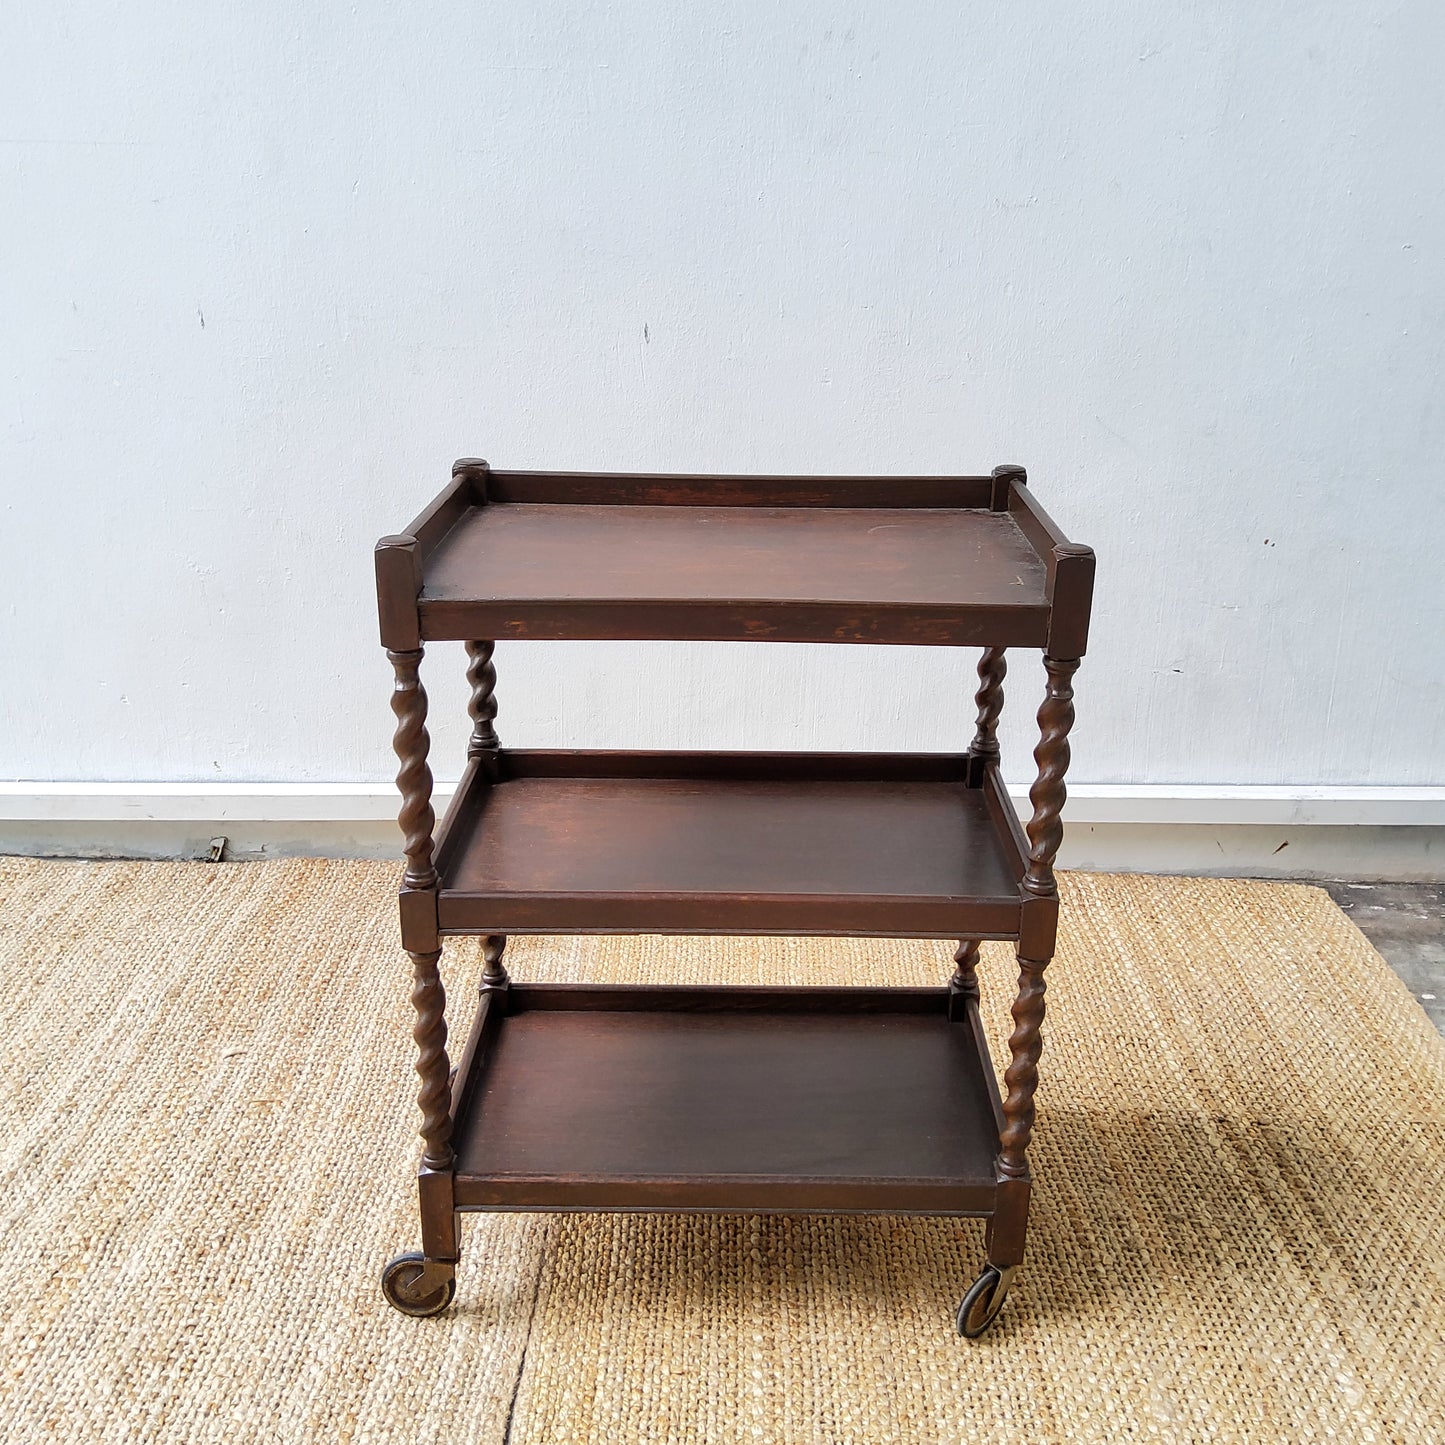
450, 984, 1005, 1214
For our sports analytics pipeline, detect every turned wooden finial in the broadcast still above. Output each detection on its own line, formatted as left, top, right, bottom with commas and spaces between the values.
990, 464, 1026, 511
452, 458, 491, 500
481, 934, 509, 989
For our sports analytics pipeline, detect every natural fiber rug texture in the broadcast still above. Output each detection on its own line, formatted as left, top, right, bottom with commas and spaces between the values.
1, 859, 1443, 1443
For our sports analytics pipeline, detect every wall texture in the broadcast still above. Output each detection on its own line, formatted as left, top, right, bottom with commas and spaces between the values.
4, 4, 1444, 805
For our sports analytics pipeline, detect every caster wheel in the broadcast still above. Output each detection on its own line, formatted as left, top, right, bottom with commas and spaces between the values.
957, 1264, 1012, 1337
381, 1252, 456, 1317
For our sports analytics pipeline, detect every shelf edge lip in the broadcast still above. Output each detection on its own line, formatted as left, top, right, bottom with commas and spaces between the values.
435, 891, 1025, 935
502, 981, 949, 991
417, 601, 1051, 647
479, 472, 998, 508
499, 983, 956, 1010
437, 889, 1024, 905
452, 1202, 998, 1217
451, 1182, 999, 1214
439, 928, 1024, 940
487, 748, 978, 783
451, 1178, 999, 1211
484, 468, 998, 480
454, 1171, 996, 1188
419, 592, 1050, 610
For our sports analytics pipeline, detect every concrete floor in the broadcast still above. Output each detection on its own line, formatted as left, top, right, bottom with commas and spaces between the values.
1324, 881, 1445, 1037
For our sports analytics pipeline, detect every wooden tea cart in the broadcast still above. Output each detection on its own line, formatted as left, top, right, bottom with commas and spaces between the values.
375, 461, 1094, 1335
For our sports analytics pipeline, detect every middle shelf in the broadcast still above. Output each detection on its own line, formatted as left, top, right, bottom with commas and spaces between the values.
433, 750, 1030, 939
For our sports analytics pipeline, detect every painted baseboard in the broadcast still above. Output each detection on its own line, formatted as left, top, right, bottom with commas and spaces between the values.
2, 781, 1442, 880
2, 780, 1443, 826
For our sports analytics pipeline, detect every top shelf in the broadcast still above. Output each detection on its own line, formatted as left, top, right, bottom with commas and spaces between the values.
376, 465, 1094, 653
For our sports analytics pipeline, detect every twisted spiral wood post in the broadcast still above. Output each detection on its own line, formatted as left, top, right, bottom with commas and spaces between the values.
997, 956, 1048, 1179
951, 940, 981, 1004
997, 653, 1081, 1181
466, 644, 506, 989
408, 948, 454, 1170
388, 646, 451, 1170
387, 647, 437, 890
465, 640, 500, 755
1022, 655, 1079, 900
968, 646, 1007, 767
955, 648, 1007, 986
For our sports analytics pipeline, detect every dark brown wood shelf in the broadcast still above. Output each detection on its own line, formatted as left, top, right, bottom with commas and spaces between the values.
375, 462, 1096, 1333
433, 750, 1028, 938
425, 501, 1047, 645
376, 466, 1093, 653
450, 985, 1003, 1215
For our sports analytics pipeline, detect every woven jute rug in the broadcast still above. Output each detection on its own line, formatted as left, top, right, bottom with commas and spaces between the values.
1, 859, 1442, 1443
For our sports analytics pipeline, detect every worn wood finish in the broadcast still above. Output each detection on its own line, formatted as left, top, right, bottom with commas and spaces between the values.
376, 462, 1096, 1332
1005, 482, 1069, 569
436, 757, 1024, 938
417, 502, 1050, 647
426, 507, 1044, 609
1046, 545, 1097, 659
374, 536, 423, 652
444, 776, 1014, 904
417, 1167, 459, 1262
450, 985, 1000, 1214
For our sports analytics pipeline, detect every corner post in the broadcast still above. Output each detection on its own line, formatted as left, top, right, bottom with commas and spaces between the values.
408, 949, 454, 1173
990, 462, 1026, 512
387, 645, 438, 895
1022, 654, 1079, 903
387, 647, 452, 1187
989, 651, 1081, 1270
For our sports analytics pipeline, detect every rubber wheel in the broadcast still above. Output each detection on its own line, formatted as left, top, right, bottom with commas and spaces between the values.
957, 1265, 1009, 1337
380, 1252, 457, 1318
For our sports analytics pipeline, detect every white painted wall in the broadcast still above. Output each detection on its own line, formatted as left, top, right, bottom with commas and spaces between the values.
4, 5, 1444, 812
